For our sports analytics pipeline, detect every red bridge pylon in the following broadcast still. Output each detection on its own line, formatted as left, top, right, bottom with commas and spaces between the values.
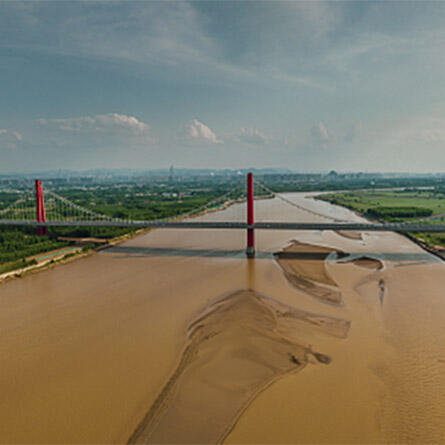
35, 179, 47, 236
246, 172, 255, 257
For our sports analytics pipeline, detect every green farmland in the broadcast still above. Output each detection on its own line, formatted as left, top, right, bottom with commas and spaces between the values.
318, 189, 445, 249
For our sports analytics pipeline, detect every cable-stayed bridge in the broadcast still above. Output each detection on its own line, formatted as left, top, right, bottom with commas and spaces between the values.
1, 175, 445, 255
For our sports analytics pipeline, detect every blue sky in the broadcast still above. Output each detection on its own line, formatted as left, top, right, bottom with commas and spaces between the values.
1, 1, 445, 173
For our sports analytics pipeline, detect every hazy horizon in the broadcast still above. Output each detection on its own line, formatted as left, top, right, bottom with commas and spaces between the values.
2, 167, 444, 179
1, 1, 445, 173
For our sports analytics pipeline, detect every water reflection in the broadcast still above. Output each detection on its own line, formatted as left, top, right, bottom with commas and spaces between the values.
108, 245, 273, 259
247, 257, 256, 290
108, 244, 437, 265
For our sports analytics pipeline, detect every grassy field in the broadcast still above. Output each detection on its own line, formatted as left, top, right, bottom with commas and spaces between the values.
318, 189, 445, 249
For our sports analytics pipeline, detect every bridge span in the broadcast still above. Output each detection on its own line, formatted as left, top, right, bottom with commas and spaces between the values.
1, 173, 445, 257
1, 219, 445, 233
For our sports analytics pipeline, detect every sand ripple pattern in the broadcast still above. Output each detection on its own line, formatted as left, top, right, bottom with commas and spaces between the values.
274, 241, 345, 305
128, 289, 350, 444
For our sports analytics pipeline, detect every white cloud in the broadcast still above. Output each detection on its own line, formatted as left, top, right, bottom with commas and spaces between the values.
3, 3, 445, 172
311, 122, 331, 148
31, 113, 155, 154
0, 129, 23, 149
42, 113, 150, 135
0, 129, 22, 141
12, 131, 23, 141
238, 127, 267, 145
186, 119, 222, 143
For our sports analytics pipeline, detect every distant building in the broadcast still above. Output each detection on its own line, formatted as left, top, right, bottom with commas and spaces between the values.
169, 165, 174, 182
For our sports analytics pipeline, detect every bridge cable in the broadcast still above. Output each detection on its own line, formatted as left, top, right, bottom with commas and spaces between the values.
41, 180, 245, 225
253, 179, 353, 224
255, 181, 445, 227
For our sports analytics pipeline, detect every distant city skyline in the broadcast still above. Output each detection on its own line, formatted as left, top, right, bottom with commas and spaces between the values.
1, 1, 445, 173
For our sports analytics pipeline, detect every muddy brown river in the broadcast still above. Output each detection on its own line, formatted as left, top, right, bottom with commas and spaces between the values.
1, 193, 445, 444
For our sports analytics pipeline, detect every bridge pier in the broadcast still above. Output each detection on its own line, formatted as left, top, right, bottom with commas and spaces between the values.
246, 172, 255, 258
35, 179, 47, 236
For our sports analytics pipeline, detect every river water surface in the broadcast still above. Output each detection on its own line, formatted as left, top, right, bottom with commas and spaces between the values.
1, 194, 445, 443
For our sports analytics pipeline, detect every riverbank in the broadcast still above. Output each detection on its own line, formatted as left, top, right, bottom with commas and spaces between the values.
0, 195, 248, 284
400, 232, 445, 261
314, 191, 445, 261
0, 228, 151, 285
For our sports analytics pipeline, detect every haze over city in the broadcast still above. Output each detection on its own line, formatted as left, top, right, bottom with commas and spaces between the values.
1, 1, 445, 173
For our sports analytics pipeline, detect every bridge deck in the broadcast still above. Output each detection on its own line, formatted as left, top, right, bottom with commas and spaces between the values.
1, 220, 445, 232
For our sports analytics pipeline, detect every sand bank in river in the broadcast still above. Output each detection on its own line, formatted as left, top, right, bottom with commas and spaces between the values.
274, 241, 345, 305
334, 230, 363, 240
128, 289, 349, 444
349, 256, 384, 270
275, 241, 384, 306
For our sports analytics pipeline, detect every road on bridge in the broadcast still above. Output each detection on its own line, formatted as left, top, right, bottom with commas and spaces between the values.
1, 219, 445, 232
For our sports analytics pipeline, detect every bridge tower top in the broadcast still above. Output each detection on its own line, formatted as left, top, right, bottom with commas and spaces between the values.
35, 179, 47, 235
